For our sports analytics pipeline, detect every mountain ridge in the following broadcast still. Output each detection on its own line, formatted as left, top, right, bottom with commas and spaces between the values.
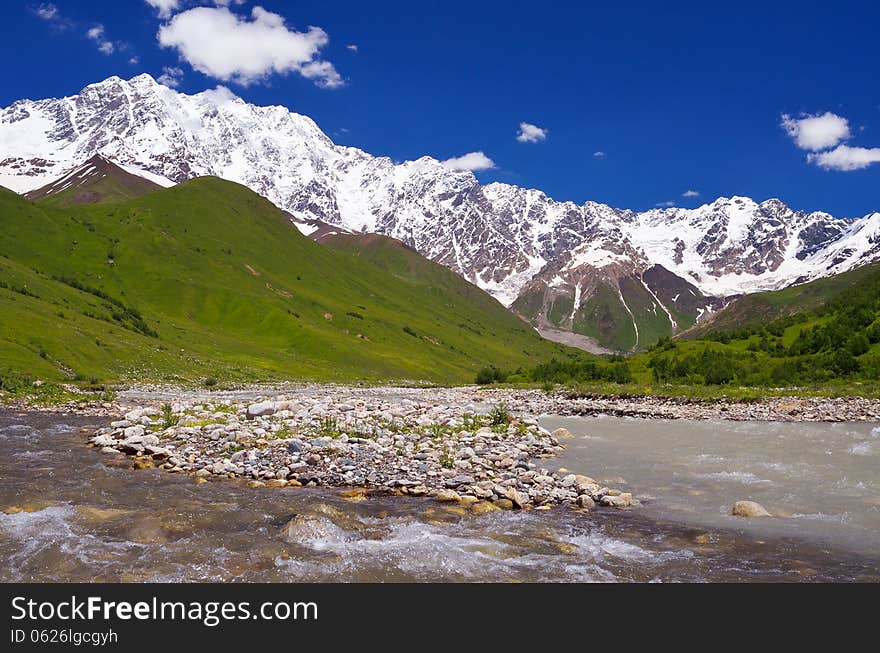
2, 74, 878, 350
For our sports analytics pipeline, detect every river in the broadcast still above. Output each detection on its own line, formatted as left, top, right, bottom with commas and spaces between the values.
1, 409, 877, 582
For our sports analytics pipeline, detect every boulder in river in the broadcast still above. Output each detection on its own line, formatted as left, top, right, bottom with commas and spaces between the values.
732, 501, 771, 518
551, 427, 574, 439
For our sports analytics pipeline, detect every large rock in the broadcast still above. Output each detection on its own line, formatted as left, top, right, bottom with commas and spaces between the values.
600, 493, 632, 509
246, 401, 276, 419
732, 501, 771, 518
551, 427, 574, 439
92, 434, 117, 447
504, 487, 529, 509
435, 489, 461, 503
123, 425, 145, 440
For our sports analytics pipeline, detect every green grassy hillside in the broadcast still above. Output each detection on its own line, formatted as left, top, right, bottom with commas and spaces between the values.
490, 262, 880, 394
685, 262, 880, 337
0, 179, 583, 387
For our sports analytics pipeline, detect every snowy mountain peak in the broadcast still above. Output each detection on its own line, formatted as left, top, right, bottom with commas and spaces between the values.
1, 74, 878, 348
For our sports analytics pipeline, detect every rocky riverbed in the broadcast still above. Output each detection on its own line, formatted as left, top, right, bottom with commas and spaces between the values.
87, 388, 635, 512
15, 384, 880, 423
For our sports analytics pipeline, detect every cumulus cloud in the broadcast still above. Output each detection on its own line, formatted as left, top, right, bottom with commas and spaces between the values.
655, 200, 676, 208
807, 145, 880, 171
87, 24, 115, 54
158, 66, 185, 88
347, 44, 358, 52
33, 3, 59, 20
682, 189, 700, 197
129, 56, 140, 65
781, 112, 851, 151
144, 0, 180, 18
516, 122, 548, 143
157, 6, 343, 88
782, 109, 880, 171
441, 151, 496, 172
592, 151, 606, 158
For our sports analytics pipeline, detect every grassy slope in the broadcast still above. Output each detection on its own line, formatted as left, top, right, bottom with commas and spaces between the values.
0, 180, 581, 385
684, 262, 880, 338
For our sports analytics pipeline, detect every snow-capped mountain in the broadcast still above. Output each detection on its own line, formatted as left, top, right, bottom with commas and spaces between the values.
2, 74, 879, 349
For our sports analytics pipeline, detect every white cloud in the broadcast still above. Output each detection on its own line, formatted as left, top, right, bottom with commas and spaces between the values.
201, 85, 239, 105
441, 151, 496, 172
781, 109, 880, 171
516, 122, 548, 143
158, 6, 343, 88
347, 44, 358, 52
592, 151, 606, 158
129, 56, 140, 65
87, 24, 115, 54
145, 0, 180, 18
682, 189, 700, 197
807, 145, 880, 171
655, 200, 676, 208
781, 112, 851, 151
34, 3, 59, 20
158, 66, 185, 88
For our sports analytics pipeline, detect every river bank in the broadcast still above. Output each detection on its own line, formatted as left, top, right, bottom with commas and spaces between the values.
8, 383, 880, 422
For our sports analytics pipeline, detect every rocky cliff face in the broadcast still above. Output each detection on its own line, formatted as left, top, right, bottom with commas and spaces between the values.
2, 74, 878, 350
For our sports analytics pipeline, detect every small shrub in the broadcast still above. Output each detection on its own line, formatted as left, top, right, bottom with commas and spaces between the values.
475, 367, 508, 385
403, 326, 418, 338
319, 416, 340, 438
203, 377, 218, 388
489, 403, 512, 427
160, 403, 175, 429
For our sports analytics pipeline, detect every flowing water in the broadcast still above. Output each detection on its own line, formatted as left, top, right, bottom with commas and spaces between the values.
1, 410, 878, 582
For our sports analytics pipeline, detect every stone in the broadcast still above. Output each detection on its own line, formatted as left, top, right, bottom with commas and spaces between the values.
599, 493, 632, 509
123, 425, 145, 440
577, 495, 596, 509
246, 401, 275, 419
435, 489, 461, 503
576, 481, 600, 495
504, 487, 529, 509
732, 500, 771, 518
280, 515, 323, 542
445, 474, 476, 488
286, 440, 304, 454
493, 498, 515, 510
551, 427, 574, 439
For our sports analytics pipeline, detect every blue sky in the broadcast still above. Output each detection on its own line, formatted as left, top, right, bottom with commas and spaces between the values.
2, 0, 878, 217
